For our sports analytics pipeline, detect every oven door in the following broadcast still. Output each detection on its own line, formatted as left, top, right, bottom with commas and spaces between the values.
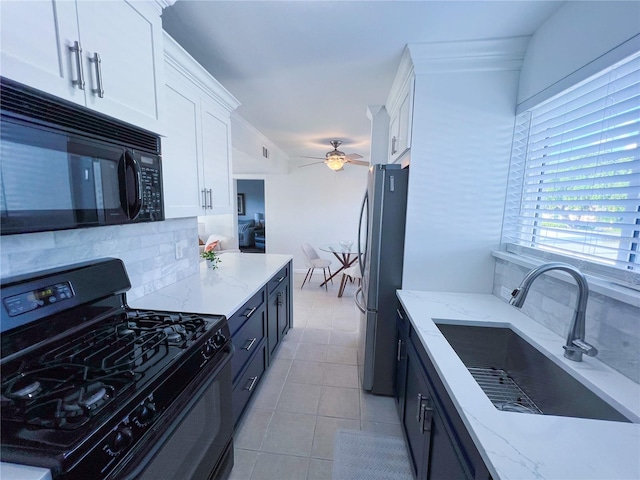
110, 347, 234, 480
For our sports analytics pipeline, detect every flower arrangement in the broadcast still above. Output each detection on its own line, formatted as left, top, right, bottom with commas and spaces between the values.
201, 243, 221, 269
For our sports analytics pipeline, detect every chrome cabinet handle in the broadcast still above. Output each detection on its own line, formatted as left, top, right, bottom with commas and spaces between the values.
69, 41, 85, 90
391, 135, 398, 154
277, 291, 283, 306
421, 401, 433, 433
89, 52, 104, 98
416, 393, 424, 423
244, 376, 258, 392
201, 189, 207, 209
243, 306, 257, 319
277, 276, 285, 283
243, 337, 257, 351
397, 339, 402, 362
396, 308, 403, 320
207, 189, 213, 209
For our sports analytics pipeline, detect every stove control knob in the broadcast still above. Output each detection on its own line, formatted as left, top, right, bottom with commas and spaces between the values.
212, 333, 226, 348
202, 339, 216, 358
134, 402, 156, 425
111, 427, 133, 453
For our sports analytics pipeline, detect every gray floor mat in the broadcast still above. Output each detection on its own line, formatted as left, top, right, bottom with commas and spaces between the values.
332, 429, 413, 480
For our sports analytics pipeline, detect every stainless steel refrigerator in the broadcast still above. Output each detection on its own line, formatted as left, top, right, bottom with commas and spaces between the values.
355, 163, 408, 395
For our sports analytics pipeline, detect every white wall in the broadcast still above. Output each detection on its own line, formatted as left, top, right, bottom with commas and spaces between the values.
402, 38, 526, 293
235, 167, 368, 270
232, 113, 369, 270
517, 1, 640, 108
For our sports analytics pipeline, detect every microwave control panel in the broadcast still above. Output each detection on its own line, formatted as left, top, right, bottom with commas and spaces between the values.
138, 154, 164, 221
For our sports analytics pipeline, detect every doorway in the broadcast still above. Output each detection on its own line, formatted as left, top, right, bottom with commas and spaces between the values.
236, 179, 265, 253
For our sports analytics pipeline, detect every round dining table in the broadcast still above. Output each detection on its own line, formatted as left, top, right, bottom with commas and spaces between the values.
318, 243, 360, 287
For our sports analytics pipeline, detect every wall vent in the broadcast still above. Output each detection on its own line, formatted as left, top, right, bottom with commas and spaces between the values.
262, 146, 269, 159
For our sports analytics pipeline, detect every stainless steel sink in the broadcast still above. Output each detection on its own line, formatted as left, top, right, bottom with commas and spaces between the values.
435, 323, 632, 423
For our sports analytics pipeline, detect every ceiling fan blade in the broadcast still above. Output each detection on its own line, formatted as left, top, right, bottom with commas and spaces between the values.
298, 161, 325, 168
345, 153, 363, 160
347, 159, 369, 166
300, 155, 325, 160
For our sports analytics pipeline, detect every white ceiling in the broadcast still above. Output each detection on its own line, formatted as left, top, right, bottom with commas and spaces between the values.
162, 0, 564, 164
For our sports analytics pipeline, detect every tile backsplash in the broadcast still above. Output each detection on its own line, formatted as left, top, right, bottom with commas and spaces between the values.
1, 218, 200, 301
493, 257, 640, 384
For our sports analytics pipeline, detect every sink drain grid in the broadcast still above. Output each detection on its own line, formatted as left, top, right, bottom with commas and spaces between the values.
468, 367, 543, 415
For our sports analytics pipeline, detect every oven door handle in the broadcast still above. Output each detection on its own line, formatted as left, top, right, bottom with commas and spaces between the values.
108, 343, 234, 480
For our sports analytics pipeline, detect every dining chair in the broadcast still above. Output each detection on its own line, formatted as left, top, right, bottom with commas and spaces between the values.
338, 264, 362, 298
301, 243, 333, 290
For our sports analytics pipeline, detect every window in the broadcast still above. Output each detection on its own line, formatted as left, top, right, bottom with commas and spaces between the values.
503, 52, 640, 284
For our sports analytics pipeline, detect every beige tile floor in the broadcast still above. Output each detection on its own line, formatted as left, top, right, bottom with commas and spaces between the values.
229, 271, 404, 480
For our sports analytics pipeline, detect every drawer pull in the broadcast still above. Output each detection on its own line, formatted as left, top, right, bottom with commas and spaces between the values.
243, 337, 257, 352
244, 376, 258, 392
397, 339, 402, 362
277, 276, 285, 283
396, 308, 403, 320
421, 401, 433, 433
416, 393, 424, 423
243, 306, 257, 319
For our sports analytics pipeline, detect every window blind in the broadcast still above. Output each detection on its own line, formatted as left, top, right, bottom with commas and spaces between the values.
504, 52, 640, 277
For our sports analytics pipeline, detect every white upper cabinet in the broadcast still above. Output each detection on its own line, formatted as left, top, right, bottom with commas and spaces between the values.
163, 76, 204, 218
388, 76, 414, 163
386, 48, 415, 163
0, 0, 165, 134
162, 33, 240, 219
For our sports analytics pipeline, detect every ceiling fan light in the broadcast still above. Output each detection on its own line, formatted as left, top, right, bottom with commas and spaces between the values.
325, 156, 345, 171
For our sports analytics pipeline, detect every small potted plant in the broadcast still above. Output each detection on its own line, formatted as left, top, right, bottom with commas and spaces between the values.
201, 243, 221, 269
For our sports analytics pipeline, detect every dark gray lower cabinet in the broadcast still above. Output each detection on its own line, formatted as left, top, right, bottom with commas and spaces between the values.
396, 304, 492, 480
267, 264, 291, 363
231, 261, 292, 427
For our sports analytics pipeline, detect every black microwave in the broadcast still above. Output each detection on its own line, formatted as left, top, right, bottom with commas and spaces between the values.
0, 78, 164, 235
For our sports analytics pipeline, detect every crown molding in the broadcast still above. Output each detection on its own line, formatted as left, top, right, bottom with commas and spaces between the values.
407, 37, 530, 75
143, 0, 176, 15
163, 32, 240, 113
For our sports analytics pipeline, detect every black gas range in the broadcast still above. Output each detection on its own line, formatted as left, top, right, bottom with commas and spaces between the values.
1, 258, 234, 480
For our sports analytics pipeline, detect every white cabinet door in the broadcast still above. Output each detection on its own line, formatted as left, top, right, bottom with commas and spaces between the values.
162, 80, 205, 218
0, 0, 83, 103
201, 102, 233, 214
0, 0, 163, 133
162, 32, 239, 219
389, 78, 414, 163
76, 1, 163, 132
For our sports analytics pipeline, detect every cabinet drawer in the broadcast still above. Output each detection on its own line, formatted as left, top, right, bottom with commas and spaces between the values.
267, 265, 289, 296
228, 287, 266, 335
231, 305, 266, 382
232, 342, 267, 427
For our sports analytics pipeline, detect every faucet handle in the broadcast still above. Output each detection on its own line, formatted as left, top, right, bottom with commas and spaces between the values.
571, 339, 598, 357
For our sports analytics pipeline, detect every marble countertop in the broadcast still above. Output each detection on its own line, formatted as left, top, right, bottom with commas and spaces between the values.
129, 253, 292, 317
397, 290, 640, 480
0, 463, 51, 480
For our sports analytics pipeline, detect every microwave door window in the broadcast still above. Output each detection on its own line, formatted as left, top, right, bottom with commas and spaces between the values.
69, 155, 100, 224
99, 159, 128, 223
0, 139, 78, 233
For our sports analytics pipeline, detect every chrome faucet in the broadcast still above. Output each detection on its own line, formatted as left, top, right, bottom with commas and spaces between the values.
509, 262, 598, 362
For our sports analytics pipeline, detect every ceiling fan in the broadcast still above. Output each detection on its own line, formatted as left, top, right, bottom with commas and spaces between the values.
299, 140, 369, 171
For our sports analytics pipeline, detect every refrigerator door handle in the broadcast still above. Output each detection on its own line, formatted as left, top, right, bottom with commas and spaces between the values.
357, 190, 369, 277
354, 286, 367, 314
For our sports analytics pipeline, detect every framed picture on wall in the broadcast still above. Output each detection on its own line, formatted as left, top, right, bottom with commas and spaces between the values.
237, 194, 245, 215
